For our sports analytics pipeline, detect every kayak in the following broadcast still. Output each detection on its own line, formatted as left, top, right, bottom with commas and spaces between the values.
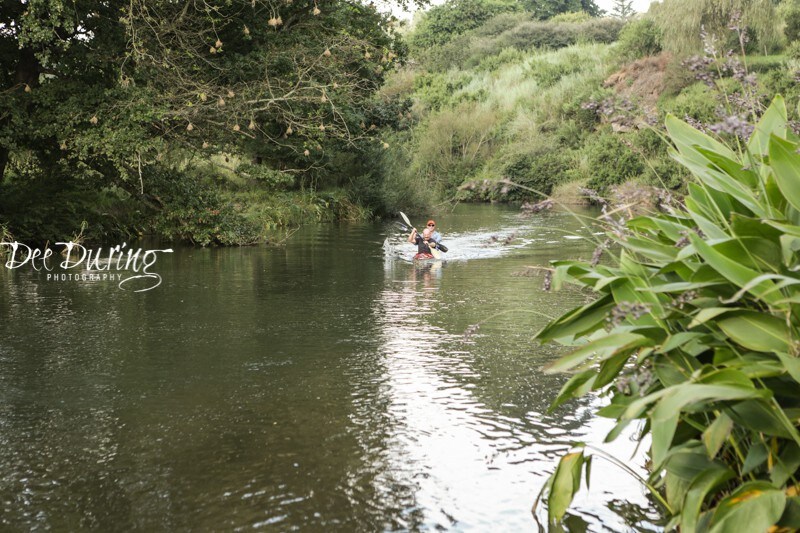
414, 253, 435, 260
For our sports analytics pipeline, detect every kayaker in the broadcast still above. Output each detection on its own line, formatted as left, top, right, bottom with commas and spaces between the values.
408, 227, 436, 259
426, 220, 442, 244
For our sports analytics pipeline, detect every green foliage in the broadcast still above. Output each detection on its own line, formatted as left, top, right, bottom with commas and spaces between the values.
662, 83, 720, 123
615, 18, 663, 62
549, 11, 593, 23
0, 169, 141, 245
525, 56, 588, 87
412, 103, 499, 194
502, 150, 575, 200
537, 96, 800, 531
496, 18, 623, 51
522, 0, 603, 19
420, 17, 623, 71
145, 166, 260, 246
476, 48, 527, 72
0, 0, 408, 244
787, 41, 800, 61
650, 0, 782, 57
584, 131, 645, 195
779, 0, 800, 43
409, 0, 520, 50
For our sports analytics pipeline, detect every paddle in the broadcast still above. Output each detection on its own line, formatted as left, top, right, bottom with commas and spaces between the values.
399, 211, 443, 259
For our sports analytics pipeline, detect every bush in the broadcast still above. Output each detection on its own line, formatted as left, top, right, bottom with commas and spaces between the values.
537, 96, 800, 532
476, 47, 527, 72
550, 11, 593, 24
408, 0, 520, 50
788, 41, 800, 61
642, 154, 688, 190
584, 131, 644, 195
413, 72, 471, 111
471, 149, 575, 201
661, 83, 719, 124
615, 18, 662, 62
149, 166, 260, 246
525, 57, 586, 87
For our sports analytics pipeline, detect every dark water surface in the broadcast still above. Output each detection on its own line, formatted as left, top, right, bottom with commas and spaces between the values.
0, 205, 660, 531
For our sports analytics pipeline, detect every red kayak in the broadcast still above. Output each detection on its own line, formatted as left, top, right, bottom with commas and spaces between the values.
413, 253, 435, 260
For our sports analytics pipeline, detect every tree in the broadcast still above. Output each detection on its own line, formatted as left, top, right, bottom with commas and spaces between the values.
409, 0, 520, 49
0, 0, 412, 241
611, 0, 635, 19
523, 0, 603, 19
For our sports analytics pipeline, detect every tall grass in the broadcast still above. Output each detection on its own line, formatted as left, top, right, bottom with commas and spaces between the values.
384, 42, 614, 199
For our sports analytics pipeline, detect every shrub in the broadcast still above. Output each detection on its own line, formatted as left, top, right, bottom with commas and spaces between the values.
550, 11, 593, 24
661, 82, 719, 124
525, 58, 585, 87
150, 166, 261, 245
642, 154, 688, 190
413, 72, 471, 111
501, 149, 574, 200
584, 131, 644, 195
476, 47, 527, 72
788, 41, 800, 61
537, 96, 800, 532
408, 0, 520, 50
615, 18, 662, 62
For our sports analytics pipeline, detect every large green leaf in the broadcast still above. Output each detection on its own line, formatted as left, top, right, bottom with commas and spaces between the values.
768, 134, 800, 213
689, 307, 737, 329
748, 95, 787, 157
547, 450, 585, 523
549, 369, 597, 411
742, 441, 769, 475
771, 443, 800, 487
666, 114, 738, 164
777, 353, 800, 384
728, 400, 795, 439
543, 332, 652, 374
708, 481, 786, 533
627, 383, 769, 467
534, 293, 614, 342
689, 235, 782, 306
717, 312, 790, 353
702, 412, 733, 459
681, 464, 735, 533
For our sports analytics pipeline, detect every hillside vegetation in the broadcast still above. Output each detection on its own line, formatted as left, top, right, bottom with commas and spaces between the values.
378, 0, 800, 211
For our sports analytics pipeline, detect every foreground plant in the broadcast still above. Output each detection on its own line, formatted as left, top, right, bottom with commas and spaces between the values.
536, 95, 800, 532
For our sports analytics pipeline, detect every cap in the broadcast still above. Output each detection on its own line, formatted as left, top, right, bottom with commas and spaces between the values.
426, 219, 436, 226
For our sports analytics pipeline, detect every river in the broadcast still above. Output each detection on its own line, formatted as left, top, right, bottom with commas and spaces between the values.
0, 204, 661, 531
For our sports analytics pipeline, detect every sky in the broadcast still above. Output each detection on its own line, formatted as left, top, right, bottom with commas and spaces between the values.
596, 0, 655, 14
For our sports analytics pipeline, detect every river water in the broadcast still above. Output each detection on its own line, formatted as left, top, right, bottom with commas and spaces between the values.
0, 204, 661, 531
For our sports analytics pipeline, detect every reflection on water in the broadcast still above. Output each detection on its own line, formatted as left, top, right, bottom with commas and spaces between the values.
0, 205, 661, 531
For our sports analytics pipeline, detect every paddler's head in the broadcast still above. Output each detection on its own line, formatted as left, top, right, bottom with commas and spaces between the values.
422, 228, 433, 240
